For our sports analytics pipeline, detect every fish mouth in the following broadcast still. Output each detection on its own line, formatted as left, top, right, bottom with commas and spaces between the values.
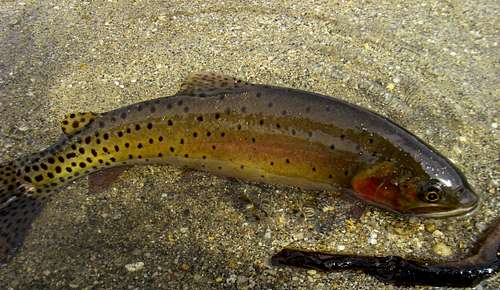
409, 188, 480, 218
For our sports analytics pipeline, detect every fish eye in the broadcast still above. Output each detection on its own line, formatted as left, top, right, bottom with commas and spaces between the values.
419, 179, 443, 203
424, 190, 440, 202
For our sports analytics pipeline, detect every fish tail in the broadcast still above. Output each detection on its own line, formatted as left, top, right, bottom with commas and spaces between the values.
0, 161, 45, 264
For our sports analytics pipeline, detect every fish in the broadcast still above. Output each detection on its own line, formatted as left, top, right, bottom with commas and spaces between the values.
0, 73, 479, 262
271, 217, 500, 287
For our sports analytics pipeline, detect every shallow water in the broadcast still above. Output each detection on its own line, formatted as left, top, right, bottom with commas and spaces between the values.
0, 0, 498, 289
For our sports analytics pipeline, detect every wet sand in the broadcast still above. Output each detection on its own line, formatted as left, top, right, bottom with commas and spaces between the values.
0, 0, 498, 289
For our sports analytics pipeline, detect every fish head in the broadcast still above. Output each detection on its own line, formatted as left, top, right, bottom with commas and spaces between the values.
351, 161, 479, 217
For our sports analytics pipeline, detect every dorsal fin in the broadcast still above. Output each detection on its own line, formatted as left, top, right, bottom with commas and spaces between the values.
177, 73, 251, 97
61, 112, 99, 135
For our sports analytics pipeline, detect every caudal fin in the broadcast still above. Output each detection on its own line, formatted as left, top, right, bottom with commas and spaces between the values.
0, 162, 45, 264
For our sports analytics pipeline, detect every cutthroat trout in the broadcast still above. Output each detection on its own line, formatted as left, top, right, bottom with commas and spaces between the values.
0, 73, 478, 262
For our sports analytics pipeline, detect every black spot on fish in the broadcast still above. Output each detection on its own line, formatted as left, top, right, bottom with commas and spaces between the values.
79, 148, 85, 154
158, 136, 164, 142
259, 120, 264, 125
340, 134, 345, 140
197, 116, 204, 122
167, 120, 173, 126
34, 175, 43, 182
330, 145, 335, 150
180, 139, 184, 145
85, 136, 91, 144
212, 145, 216, 150
103, 133, 109, 140
221, 132, 225, 137
86, 157, 92, 163
286, 159, 290, 164
47, 172, 54, 178
91, 149, 98, 156
312, 167, 316, 172
158, 153, 163, 157
121, 112, 127, 119
118, 131, 124, 137
137, 143, 143, 149
193, 132, 198, 138
147, 123, 153, 130
71, 144, 77, 150
177, 100, 183, 106
169, 147, 174, 152
206, 131, 211, 137
114, 145, 120, 152
215, 113, 220, 119
110, 157, 116, 162
270, 162, 274, 166
126, 128, 131, 134
149, 138, 154, 144
58, 156, 65, 162
184, 154, 189, 158
40, 163, 48, 170
328, 174, 333, 179
125, 143, 130, 148
135, 124, 141, 131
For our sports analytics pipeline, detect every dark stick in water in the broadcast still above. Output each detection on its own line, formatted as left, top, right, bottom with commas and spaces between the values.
271, 218, 500, 287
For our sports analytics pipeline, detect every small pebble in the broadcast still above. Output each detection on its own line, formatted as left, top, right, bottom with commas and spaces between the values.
180, 263, 190, 271
433, 242, 453, 257
307, 269, 317, 276
125, 262, 145, 272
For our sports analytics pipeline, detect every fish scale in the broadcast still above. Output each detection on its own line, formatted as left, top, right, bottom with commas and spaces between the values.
0, 73, 478, 263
